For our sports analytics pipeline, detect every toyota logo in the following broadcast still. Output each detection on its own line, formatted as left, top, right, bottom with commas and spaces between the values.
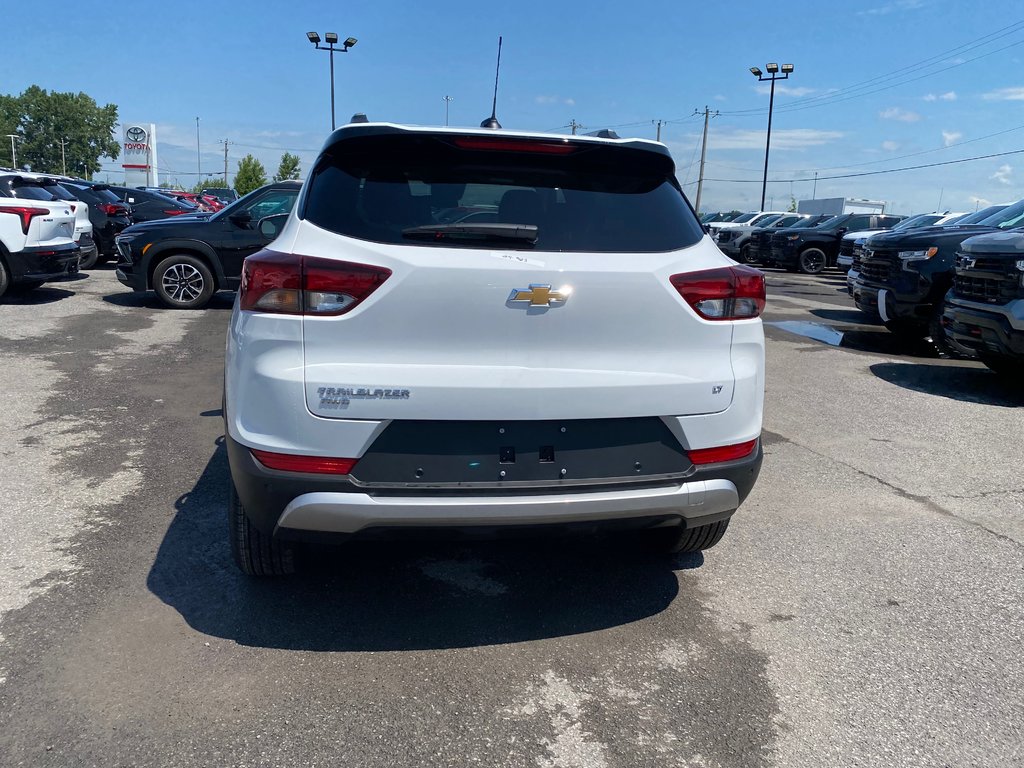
126, 126, 147, 143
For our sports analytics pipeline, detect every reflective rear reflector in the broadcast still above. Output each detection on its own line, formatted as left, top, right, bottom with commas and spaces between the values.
687, 439, 758, 465
251, 449, 357, 475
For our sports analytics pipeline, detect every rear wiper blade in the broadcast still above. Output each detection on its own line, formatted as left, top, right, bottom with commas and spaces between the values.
401, 223, 538, 245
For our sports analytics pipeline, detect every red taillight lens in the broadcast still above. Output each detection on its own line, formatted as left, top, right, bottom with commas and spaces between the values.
239, 251, 391, 315
670, 265, 766, 320
251, 449, 357, 474
0, 206, 49, 235
99, 202, 127, 216
163, 209, 188, 215
688, 439, 758, 465
452, 137, 579, 154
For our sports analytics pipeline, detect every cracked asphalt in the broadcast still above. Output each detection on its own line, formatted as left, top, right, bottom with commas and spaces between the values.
0, 265, 1022, 767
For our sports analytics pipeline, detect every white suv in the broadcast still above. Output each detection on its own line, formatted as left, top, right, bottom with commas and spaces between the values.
0, 174, 78, 297
224, 123, 766, 575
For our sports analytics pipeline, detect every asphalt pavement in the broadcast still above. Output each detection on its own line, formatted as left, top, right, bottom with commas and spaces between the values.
0, 265, 1021, 767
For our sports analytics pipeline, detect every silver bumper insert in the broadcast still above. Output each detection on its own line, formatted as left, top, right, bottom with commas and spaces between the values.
276, 479, 740, 534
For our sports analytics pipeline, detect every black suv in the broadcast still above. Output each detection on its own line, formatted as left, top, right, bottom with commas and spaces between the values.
115, 180, 301, 308
769, 212, 904, 274
942, 230, 1024, 377
59, 181, 132, 262
109, 186, 199, 223
747, 215, 828, 264
854, 200, 1024, 343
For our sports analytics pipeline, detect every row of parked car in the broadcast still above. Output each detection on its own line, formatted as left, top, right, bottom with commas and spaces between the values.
0, 169, 242, 297
703, 203, 1024, 377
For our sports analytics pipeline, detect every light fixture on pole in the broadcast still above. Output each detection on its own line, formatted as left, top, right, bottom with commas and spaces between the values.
749, 61, 794, 210
306, 31, 358, 131
5, 134, 20, 168
443, 95, 454, 127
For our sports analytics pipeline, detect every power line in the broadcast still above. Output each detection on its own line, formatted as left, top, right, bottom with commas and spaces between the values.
718, 19, 1024, 116
701, 146, 1024, 184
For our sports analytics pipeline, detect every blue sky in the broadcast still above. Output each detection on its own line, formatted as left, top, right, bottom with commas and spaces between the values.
6, 0, 1024, 214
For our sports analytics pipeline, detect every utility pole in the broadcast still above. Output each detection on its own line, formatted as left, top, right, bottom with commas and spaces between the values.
812, 171, 818, 199
568, 119, 583, 135
692, 106, 718, 216
221, 139, 230, 185
58, 138, 68, 176
5, 134, 19, 167
443, 95, 454, 126
654, 119, 665, 142
196, 117, 201, 182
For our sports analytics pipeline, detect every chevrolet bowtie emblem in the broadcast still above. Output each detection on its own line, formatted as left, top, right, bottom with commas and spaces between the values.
508, 284, 571, 307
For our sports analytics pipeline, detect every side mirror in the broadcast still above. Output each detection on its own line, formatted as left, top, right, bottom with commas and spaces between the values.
258, 213, 289, 241
229, 210, 253, 227
836, 227, 848, 235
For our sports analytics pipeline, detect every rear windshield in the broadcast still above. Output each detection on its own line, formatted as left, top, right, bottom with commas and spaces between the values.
302, 134, 704, 252
980, 199, 1024, 229
62, 183, 121, 205
42, 183, 78, 202
10, 182, 57, 201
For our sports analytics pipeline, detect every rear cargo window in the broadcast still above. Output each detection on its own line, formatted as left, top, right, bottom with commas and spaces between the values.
302, 133, 704, 252
11, 183, 57, 201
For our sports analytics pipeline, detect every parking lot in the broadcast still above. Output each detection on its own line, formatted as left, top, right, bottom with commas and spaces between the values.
0, 265, 1022, 767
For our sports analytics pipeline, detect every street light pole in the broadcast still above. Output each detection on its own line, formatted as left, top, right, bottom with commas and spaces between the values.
443, 95, 454, 126
58, 138, 68, 176
5, 134, 19, 167
307, 32, 358, 131
749, 63, 794, 211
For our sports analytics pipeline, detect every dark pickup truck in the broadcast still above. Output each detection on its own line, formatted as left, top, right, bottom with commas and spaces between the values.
942, 230, 1024, 377
854, 200, 1024, 345
768, 212, 904, 274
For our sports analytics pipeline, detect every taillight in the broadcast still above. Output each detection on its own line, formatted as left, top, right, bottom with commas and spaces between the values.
239, 251, 391, 315
163, 209, 188, 216
688, 439, 758, 465
251, 449, 357, 474
99, 203, 127, 216
0, 206, 49, 235
670, 265, 766, 320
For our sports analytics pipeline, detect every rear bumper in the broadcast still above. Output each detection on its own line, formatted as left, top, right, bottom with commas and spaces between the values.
227, 433, 762, 539
6, 244, 80, 282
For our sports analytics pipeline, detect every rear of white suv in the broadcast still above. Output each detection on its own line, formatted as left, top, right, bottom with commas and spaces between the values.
224, 124, 765, 575
0, 174, 78, 297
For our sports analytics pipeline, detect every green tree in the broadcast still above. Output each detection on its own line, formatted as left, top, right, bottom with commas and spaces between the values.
5, 86, 119, 176
788, 195, 797, 213
234, 154, 267, 196
190, 177, 228, 194
273, 152, 301, 182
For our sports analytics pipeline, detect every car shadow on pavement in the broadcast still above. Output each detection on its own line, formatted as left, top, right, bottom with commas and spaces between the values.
1, 286, 76, 305
870, 362, 1024, 406
102, 291, 236, 310
147, 439, 695, 651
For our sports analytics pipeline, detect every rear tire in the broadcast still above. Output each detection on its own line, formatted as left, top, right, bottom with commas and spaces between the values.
153, 254, 215, 309
78, 248, 99, 271
647, 520, 731, 554
0, 258, 10, 298
797, 247, 827, 274
229, 483, 296, 576
740, 244, 757, 264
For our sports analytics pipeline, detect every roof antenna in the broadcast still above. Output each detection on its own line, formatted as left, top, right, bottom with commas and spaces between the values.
480, 36, 503, 129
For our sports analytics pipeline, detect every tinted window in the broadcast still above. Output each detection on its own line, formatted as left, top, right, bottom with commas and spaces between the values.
42, 183, 78, 202
955, 205, 1007, 225
730, 213, 757, 224
980, 200, 1024, 229
845, 215, 873, 230
245, 189, 299, 220
893, 214, 941, 230
10, 183, 57, 201
753, 214, 783, 227
303, 134, 703, 252
63, 183, 120, 205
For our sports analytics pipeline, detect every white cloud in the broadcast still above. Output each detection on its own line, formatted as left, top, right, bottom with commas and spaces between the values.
858, 0, 925, 16
564, 98, 575, 106
754, 84, 816, 97
882, 140, 900, 151
969, 196, 992, 208
983, 87, 1024, 101
923, 94, 937, 102
704, 128, 843, 151
991, 164, 1013, 186
923, 91, 956, 102
714, 94, 727, 101
535, 95, 558, 105
879, 107, 922, 122
941, 130, 962, 147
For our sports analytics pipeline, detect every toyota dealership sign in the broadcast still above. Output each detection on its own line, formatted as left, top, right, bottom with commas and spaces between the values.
122, 123, 158, 187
